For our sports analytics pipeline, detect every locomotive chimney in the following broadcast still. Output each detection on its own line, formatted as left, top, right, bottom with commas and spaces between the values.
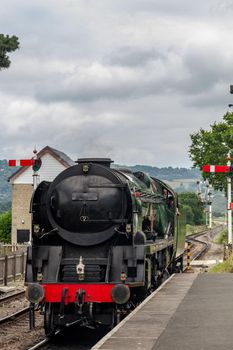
76, 158, 113, 168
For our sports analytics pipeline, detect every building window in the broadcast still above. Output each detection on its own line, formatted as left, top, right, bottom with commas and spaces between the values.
17, 229, 30, 243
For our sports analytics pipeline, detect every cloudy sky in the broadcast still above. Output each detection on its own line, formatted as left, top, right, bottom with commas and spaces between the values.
1, 0, 233, 167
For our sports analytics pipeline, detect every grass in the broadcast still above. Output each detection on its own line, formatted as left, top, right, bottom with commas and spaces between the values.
209, 253, 233, 273
186, 224, 207, 235
213, 228, 228, 244
213, 217, 226, 223
210, 227, 233, 272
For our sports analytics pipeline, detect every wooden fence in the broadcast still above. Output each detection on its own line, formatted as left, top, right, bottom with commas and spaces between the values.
0, 244, 28, 256
0, 244, 28, 286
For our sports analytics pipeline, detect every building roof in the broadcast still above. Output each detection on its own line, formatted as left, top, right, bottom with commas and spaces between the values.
46, 146, 75, 167
8, 145, 75, 182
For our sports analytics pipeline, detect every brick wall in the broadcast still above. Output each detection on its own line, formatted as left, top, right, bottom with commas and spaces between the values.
11, 184, 33, 244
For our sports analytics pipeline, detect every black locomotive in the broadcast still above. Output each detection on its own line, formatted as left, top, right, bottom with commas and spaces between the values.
25, 158, 185, 334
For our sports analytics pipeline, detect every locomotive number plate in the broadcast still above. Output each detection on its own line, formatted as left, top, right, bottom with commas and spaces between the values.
72, 192, 98, 201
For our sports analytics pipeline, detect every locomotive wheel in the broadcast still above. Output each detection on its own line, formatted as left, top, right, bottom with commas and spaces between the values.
111, 307, 123, 328
44, 303, 55, 336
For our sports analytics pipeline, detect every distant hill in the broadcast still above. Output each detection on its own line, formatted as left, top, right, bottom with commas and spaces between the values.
0, 160, 201, 212
115, 164, 200, 181
0, 160, 18, 211
114, 164, 201, 192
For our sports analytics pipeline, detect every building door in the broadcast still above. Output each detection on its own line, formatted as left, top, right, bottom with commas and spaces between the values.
17, 229, 30, 243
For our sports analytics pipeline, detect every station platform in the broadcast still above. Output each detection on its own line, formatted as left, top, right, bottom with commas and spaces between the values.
92, 273, 233, 350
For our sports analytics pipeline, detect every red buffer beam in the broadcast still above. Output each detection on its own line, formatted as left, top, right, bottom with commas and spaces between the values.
8, 159, 34, 167
202, 165, 231, 173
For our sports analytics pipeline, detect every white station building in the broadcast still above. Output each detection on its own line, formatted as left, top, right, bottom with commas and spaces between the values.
9, 146, 74, 244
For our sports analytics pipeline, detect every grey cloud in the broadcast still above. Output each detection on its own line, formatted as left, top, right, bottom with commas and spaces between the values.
1, 0, 233, 167
109, 0, 213, 18
0, 90, 199, 167
2, 40, 232, 112
103, 47, 165, 67
211, 1, 233, 13
185, 86, 230, 108
183, 47, 228, 88
34, 47, 230, 106
34, 67, 167, 103
174, 43, 233, 107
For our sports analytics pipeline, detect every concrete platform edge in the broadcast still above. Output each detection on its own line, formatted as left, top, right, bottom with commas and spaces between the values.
92, 274, 176, 350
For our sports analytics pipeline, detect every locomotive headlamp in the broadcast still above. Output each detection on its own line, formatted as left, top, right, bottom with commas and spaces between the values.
76, 256, 85, 280
111, 284, 130, 304
26, 283, 44, 303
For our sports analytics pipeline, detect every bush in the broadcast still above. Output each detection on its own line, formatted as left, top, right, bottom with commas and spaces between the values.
0, 211, 11, 243
179, 192, 205, 225
183, 205, 194, 225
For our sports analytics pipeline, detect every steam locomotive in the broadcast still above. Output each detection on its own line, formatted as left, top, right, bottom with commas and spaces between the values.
25, 158, 185, 334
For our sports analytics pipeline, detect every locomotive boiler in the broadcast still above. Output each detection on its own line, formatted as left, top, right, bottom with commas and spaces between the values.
25, 158, 185, 334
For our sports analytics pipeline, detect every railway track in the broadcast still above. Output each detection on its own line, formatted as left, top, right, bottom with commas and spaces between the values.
26, 327, 109, 350
0, 296, 108, 350
183, 224, 225, 268
0, 289, 30, 324
0, 290, 45, 350
0, 289, 25, 303
0, 306, 45, 350
0, 305, 29, 325
187, 234, 209, 262
174, 224, 224, 272
27, 334, 54, 350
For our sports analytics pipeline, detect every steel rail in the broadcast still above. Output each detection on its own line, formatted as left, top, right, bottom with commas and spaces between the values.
186, 224, 224, 259
186, 224, 225, 240
26, 338, 51, 350
182, 227, 215, 271
27, 330, 61, 350
179, 224, 224, 262
0, 289, 25, 303
178, 226, 220, 271
0, 305, 29, 325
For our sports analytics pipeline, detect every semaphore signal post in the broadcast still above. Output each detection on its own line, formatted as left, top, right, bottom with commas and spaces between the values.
202, 153, 232, 248
226, 152, 232, 247
8, 147, 42, 190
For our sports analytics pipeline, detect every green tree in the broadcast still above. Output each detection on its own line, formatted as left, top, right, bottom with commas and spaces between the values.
0, 211, 11, 243
182, 204, 194, 225
189, 113, 233, 190
0, 34, 19, 70
179, 192, 205, 225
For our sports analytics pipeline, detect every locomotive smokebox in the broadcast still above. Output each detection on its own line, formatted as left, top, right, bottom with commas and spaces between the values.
42, 156, 129, 246
76, 158, 113, 168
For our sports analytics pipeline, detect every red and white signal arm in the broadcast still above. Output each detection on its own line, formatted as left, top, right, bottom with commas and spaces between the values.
8, 158, 42, 171
8, 159, 34, 167
230, 203, 233, 210
202, 165, 230, 173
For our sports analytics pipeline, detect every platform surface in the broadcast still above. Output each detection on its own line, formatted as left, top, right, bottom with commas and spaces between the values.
93, 273, 233, 350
